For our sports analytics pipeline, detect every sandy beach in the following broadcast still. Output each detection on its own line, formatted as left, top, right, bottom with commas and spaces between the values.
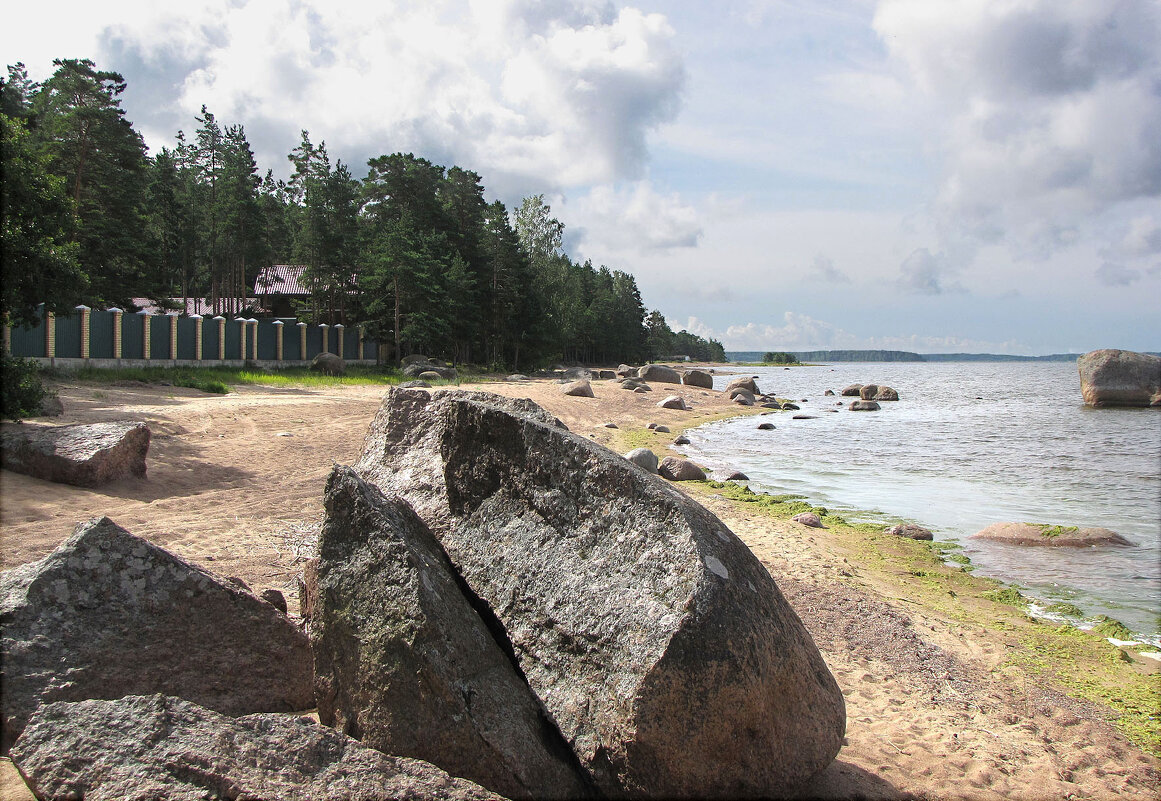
1, 373, 1158, 800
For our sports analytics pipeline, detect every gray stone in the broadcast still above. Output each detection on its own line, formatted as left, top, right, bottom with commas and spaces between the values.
507, 374, 530, 382
561, 379, 595, 398
823, 390, 835, 396
858, 384, 879, 400
780, 402, 800, 411
399, 380, 432, 389
623, 447, 659, 474
0, 518, 314, 751
733, 394, 755, 406
883, 524, 933, 541
840, 384, 863, 397
653, 424, 670, 433
657, 455, 708, 482
598, 370, 617, 380
970, 522, 1132, 547
615, 364, 638, 378
310, 467, 589, 800
36, 395, 64, 417
873, 386, 899, 401
848, 400, 881, 411
723, 471, 749, 481
792, 512, 826, 529
310, 351, 345, 376
10, 695, 503, 801
352, 389, 846, 797
672, 435, 691, 445
657, 395, 687, 410
1078, 349, 1161, 407
418, 370, 445, 382
637, 364, 682, 384
725, 376, 760, 396
1, 421, 149, 487
681, 370, 714, 389
404, 360, 458, 380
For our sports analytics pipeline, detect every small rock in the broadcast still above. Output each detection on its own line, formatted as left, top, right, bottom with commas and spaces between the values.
398, 380, 432, 389
848, 401, 880, 411
792, 513, 827, 529
653, 425, 671, 433
657, 395, 687, 410
310, 352, 345, 376
658, 456, 707, 482
603, 422, 618, 429
624, 448, 659, 473
883, 524, 933, 541
673, 435, 691, 445
840, 384, 862, 397
757, 423, 775, 430
561, 379, 595, 398
723, 471, 749, 481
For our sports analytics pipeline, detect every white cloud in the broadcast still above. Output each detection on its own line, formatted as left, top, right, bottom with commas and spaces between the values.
568, 181, 702, 255
874, 0, 1161, 255
807, 254, 851, 284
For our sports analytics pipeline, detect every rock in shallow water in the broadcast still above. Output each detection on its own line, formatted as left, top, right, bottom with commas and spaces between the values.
10, 695, 503, 801
350, 388, 846, 798
1077, 349, 1161, 407
971, 522, 1132, 547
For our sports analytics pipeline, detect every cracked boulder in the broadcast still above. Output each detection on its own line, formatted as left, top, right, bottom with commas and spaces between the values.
0, 517, 314, 751
310, 465, 590, 800
0, 421, 149, 487
352, 388, 846, 798
10, 695, 502, 801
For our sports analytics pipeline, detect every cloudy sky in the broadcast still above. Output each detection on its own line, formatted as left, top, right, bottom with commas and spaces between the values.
5, 0, 1160, 354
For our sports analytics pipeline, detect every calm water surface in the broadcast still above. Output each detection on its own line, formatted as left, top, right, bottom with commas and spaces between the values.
679, 362, 1161, 642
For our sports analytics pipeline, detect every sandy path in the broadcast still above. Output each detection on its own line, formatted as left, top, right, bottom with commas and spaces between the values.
1, 375, 1157, 800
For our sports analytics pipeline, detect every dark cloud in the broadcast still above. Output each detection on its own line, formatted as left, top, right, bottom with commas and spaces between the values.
1095, 262, 1141, 286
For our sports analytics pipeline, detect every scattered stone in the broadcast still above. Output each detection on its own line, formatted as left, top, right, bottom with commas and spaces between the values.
793, 512, 827, 528
260, 588, 288, 614
858, 384, 879, 400
0, 518, 314, 751
1, 421, 150, 487
638, 364, 682, 384
823, 390, 836, 397
658, 455, 707, 482
849, 400, 881, 411
673, 435, 691, 445
418, 370, 444, 382
733, 394, 756, 407
624, 447, 660, 474
780, 402, 800, 411
10, 695, 503, 801
603, 422, 618, 428
657, 395, 687, 410
615, 364, 638, 378
724, 471, 749, 481
310, 351, 345, 376
883, 524, 933, 541
840, 384, 863, 397
1078, 349, 1161, 407
351, 388, 846, 797
634, 387, 649, 394
971, 522, 1132, 547
506, 374, 530, 382
681, 369, 714, 389
311, 467, 589, 799
561, 379, 595, 398
653, 424, 671, 433
561, 367, 593, 381
757, 423, 775, 430
597, 370, 617, 380
403, 360, 458, 380
874, 386, 900, 401
399, 380, 432, 389
647, 422, 657, 429
793, 415, 818, 420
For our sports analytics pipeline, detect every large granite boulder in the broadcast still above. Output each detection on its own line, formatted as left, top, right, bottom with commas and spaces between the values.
10, 695, 502, 801
0, 518, 314, 751
858, 384, 879, 400
615, 364, 638, 378
681, 369, 714, 389
840, 384, 862, 397
561, 379, 595, 398
873, 386, 899, 401
725, 376, 760, 395
311, 466, 590, 800
310, 351, 345, 376
637, 364, 682, 384
1, 421, 149, 487
1077, 349, 1161, 407
352, 388, 845, 798
971, 522, 1132, 547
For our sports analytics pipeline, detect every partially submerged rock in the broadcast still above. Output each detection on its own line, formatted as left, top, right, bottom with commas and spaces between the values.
971, 522, 1132, 547
0, 517, 314, 751
840, 384, 862, 397
10, 695, 503, 801
311, 467, 589, 800
1077, 349, 1161, 407
884, 524, 933, 541
1, 421, 149, 487
352, 388, 846, 797
849, 400, 881, 411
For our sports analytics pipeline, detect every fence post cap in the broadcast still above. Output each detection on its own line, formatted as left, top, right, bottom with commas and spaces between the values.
334, 323, 345, 329
189, 314, 203, 320
213, 315, 226, 320
272, 319, 284, 325
107, 307, 122, 313
166, 311, 181, 316
297, 321, 308, 327
75, 305, 90, 311
137, 309, 151, 315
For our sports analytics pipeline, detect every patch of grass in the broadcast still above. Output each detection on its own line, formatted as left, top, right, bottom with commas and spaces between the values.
53, 364, 407, 391
1046, 602, 1086, 618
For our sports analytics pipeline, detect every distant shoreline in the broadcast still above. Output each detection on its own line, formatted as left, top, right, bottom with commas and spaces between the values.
725, 350, 1116, 363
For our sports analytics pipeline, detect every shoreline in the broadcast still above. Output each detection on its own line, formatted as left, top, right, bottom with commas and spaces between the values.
1, 372, 1158, 799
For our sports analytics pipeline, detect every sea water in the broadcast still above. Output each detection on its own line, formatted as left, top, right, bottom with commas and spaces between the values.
678, 362, 1161, 642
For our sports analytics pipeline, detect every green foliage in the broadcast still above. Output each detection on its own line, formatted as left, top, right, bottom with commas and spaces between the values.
1, 355, 50, 420
1046, 602, 1085, 618
983, 587, 1028, 607
762, 351, 798, 364
1090, 615, 1135, 640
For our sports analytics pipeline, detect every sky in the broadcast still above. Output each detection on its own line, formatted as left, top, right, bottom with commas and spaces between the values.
4, 0, 1160, 354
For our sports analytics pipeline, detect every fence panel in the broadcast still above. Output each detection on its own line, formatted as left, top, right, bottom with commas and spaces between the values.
89, 311, 115, 358
54, 312, 83, 358
256, 320, 278, 360
122, 314, 144, 359
283, 322, 302, 361
149, 316, 169, 359
9, 318, 46, 358
305, 326, 323, 361
223, 319, 241, 360
202, 319, 221, 361
177, 317, 198, 360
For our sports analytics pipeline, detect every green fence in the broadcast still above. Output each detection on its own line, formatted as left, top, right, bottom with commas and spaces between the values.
5, 306, 378, 366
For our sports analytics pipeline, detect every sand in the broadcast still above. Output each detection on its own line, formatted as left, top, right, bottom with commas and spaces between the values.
1, 374, 1158, 800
